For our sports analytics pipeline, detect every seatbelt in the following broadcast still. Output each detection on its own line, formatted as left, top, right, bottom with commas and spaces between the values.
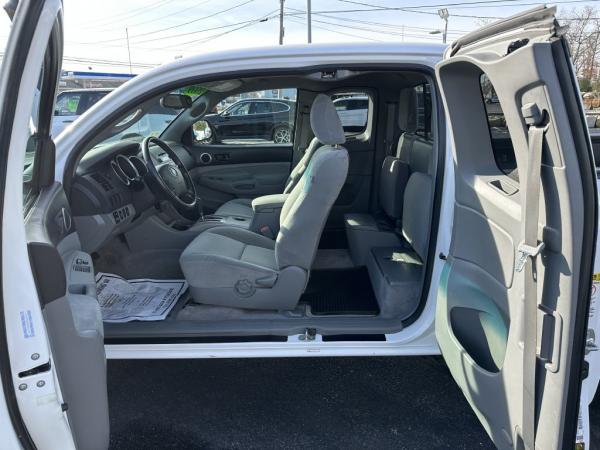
384, 102, 397, 156
518, 102, 547, 450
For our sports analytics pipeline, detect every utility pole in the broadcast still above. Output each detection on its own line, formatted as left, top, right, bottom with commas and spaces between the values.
279, 0, 285, 45
307, 0, 312, 43
125, 27, 132, 75
438, 8, 449, 44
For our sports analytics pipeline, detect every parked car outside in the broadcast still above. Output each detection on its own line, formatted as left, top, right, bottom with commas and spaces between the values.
199, 98, 296, 144
333, 95, 368, 131
52, 88, 112, 136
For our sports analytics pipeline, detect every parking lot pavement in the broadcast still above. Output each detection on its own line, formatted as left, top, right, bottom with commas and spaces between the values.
108, 356, 495, 449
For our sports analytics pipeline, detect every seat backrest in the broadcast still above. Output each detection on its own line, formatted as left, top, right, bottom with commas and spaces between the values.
401, 138, 434, 260
376, 87, 419, 220
397, 87, 418, 160
275, 94, 349, 270
283, 137, 321, 194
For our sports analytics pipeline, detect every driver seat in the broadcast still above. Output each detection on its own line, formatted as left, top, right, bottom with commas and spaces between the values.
179, 94, 349, 310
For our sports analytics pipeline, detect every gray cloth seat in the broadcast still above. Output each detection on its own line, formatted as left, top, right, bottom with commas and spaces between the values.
367, 169, 433, 319
214, 137, 322, 219
180, 94, 349, 310
345, 87, 431, 266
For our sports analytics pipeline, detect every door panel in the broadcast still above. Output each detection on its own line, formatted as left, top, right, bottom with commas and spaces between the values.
436, 6, 596, 450
187, 143, 292, 212
26, 184, 109, 450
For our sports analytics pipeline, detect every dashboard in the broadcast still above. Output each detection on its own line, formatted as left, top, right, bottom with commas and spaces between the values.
69, 140, 194, 252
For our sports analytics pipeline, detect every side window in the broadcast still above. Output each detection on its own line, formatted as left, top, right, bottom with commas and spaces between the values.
254, 102, 273, 114
79, 91, 107, 114
193, 89, 297, 145
54, 92, 81, 116
332, 92, 371, 134
229, 102, 251, 116
480, 74, 518, 181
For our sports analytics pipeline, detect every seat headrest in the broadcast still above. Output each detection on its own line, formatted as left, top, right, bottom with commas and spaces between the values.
398, 88, 417, 133
310, 94, 346, 146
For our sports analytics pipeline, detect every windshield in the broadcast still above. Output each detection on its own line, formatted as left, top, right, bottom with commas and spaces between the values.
90, 84, 208, 151
102, 102, 179, 145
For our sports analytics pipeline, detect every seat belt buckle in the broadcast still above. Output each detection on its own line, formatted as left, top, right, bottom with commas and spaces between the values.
259, 225, 273, 238
516, 241, 545, 273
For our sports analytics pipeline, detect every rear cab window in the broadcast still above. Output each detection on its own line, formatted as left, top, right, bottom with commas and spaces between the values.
332, 91, 371, 135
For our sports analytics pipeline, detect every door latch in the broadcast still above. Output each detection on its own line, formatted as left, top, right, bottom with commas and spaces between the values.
299, 328, 316, 341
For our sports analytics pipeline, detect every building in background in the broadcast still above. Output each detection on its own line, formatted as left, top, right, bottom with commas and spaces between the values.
58, 70, 136, 93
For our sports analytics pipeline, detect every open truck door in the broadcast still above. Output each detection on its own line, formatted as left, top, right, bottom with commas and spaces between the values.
0, 1, 109, 448
434, 6, 597, 450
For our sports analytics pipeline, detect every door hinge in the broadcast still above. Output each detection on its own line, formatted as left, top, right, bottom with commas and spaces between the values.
585, 329, 598, 355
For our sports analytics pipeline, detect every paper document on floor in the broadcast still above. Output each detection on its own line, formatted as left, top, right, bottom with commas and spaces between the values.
95, 273, 187, 323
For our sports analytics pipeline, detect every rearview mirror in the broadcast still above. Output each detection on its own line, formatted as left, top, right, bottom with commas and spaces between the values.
160, 94, 192, 109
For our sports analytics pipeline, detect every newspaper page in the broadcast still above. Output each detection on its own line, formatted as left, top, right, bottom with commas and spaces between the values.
95, 273, 187, 323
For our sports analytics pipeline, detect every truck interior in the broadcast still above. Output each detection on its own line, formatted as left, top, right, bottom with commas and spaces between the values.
58, 68, 442, 341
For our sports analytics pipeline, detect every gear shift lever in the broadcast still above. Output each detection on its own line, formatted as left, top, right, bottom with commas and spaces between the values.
196, 196, 205, 221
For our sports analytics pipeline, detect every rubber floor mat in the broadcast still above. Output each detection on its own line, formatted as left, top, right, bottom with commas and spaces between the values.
301, 267, 379, 315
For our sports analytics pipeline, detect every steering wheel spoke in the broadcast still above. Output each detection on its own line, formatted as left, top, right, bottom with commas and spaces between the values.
142, 136, 198, 212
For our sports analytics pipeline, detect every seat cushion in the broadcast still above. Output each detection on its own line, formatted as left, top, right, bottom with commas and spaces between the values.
366, 246, 424, 319
214, 198, 254, 218
180, 226, 306, 310
344, 213, 401, 266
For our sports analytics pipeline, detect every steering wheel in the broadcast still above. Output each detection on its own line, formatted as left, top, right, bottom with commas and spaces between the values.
142, 137, 197, 212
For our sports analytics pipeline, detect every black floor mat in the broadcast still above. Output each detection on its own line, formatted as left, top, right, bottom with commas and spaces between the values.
301, 267, 379, 315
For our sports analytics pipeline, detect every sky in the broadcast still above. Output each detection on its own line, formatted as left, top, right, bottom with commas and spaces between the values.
1, 0, 600, 74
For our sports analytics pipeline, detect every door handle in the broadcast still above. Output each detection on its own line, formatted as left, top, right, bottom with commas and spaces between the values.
213, 153, 230, 162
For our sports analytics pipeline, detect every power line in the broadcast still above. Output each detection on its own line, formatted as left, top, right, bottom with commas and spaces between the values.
82, 0, 257, 45
72, 13, 279, 47
79, 0, 171, 28
285, 6, 465, 36
287, 16, 382, 42
126, 0, 218, 28
158, 10, 278, 50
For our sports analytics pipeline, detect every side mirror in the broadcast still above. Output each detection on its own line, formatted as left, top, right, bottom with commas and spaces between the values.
192, 120, 213, 143
160, 93, 192, 109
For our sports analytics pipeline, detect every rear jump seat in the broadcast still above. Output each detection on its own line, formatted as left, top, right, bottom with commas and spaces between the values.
345, 114, 434, 319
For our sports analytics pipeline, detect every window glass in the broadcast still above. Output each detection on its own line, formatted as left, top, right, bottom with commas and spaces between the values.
193, 89, 297, 145
54, 92, 81, 116
272, 102, 290, 113
254, 101, 273, 114
480, 74, 518, 181
331, 92, 370, 134
80, 91, 108, 113
229, 102, 251, 116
